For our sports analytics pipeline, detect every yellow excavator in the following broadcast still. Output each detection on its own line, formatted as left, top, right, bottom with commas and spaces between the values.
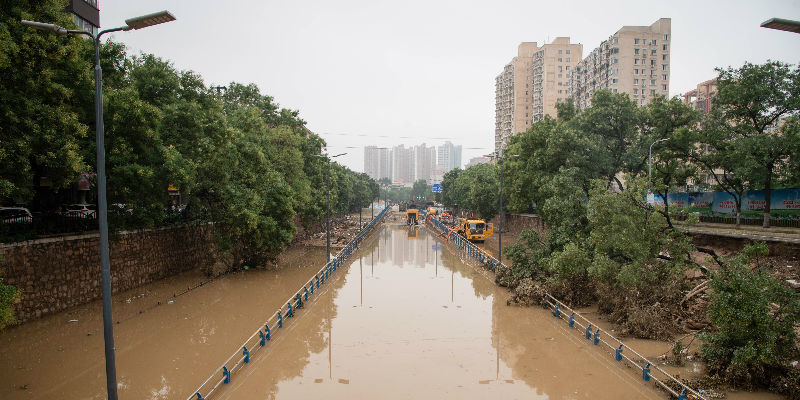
453, 217, 493, 243
406, 206, 419, 225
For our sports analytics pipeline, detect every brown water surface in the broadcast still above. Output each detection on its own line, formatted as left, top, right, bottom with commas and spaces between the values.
0, 222, 782, 399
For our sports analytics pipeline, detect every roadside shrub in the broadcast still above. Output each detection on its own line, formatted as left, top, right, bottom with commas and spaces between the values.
0, 260, 21, 329
497, 229, 549, 289
700, 243, 800, 389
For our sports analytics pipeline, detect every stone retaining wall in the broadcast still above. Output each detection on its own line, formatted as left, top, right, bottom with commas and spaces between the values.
0, 225, 214, 322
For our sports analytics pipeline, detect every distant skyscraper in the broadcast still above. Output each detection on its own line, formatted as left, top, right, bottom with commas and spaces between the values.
364, 146, 391, 180
415, 144, 436, 184
465, 156, 489, 169
391, 145, 415, 184
437, 141, 462, 172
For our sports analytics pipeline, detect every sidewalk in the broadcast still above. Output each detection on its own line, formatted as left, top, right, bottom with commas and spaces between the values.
677, 221, 800, 244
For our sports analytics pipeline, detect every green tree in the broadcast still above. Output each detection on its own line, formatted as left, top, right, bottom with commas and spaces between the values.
700, 243, 800, 388
453, 163, 499, 220
641, 96, 699, 227
440, 168, 461, 208
711, 61, 800, 227
0, 0, 93, 205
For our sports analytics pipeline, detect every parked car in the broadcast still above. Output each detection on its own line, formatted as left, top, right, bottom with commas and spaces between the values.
63, 204, 97, 219
0, 207, 33, 224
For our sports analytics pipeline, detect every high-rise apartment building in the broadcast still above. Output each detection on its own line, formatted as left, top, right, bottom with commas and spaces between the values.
568, 18, 671, 109
391, 145, 415, 184
494, 39, 582, 153
682, 78, 717, 115
364, 146, 391, 181
415, 144, 436, 184
437, 141, 462, 172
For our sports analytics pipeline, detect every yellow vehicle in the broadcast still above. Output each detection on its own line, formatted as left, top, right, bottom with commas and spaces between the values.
406, 207, 419, 225
456, 218, 493, 243
427, 207, 437, 216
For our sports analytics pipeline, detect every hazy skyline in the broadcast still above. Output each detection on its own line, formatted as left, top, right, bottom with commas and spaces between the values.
100, 0, 800, 171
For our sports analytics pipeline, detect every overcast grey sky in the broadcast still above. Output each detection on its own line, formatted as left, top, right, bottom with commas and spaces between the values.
101, 0, 800, 172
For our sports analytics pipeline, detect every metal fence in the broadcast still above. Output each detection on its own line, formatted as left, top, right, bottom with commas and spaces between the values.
188, 205, 389, 400
425, 215, 706, 400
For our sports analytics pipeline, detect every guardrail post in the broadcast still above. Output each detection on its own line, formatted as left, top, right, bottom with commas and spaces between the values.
258, 330, 266, 346
585, 324, 592, 339
277, 311, 283, 328
615, 345, 623, 361
265, 323, 271, 340
287, 302, 293, 318
242, 346, 250, 363
310, 281, 315, 295
296, 293, 303, 309
195, 392, 205, 399
304, 286, 309, 301
593, 329, 600, 345
222, 366, 230, 384
643, 363, 651, 381
316, 276, 320, 289
569, 312, 575, 328
554, 304, 560, 318
678, 389, 687, 400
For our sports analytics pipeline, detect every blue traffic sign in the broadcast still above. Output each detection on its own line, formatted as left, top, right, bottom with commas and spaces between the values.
432, 184, 442, 193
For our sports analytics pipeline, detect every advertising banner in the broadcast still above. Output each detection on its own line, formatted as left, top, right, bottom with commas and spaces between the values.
647, 188, 800, 220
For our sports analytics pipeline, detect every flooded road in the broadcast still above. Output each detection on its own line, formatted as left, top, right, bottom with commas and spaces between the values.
216, 224, 663, 400
4, 220, 774, 399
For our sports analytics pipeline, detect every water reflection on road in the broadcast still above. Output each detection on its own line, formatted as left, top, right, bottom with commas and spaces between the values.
219, 224, 662, 399
0, 222, 668, 400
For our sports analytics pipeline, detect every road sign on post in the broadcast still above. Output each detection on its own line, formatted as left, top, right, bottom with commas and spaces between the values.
432, 184, 442, 193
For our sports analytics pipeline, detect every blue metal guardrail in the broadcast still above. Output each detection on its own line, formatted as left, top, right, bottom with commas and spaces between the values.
425, 216, 707, 400
188, 206, 389, 400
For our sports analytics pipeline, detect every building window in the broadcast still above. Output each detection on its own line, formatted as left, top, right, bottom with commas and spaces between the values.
662, 74, 668, 80
566, 49, 571, 54
651, 89, 656, 95
634, 69, 639, 75
635, 59, 639, 65
650, 59, 656, 66
664, 34, 669, 40
651, 39, 657, 45
635, 48, 640, 55
663, 84, 668, 90
634, 88, 639, 94
558, 49, 563, 54
651, 79, 656, 85
566, 57, 570, 62
662, 64, 668, 71
558, 58, 562, 62
612, 78, 618, 84
566, 66, 570, 70
634, 79, 639, 84
662, 54, 668, 60
558, 73, 562, 78
663, 44, 668, 51
635, 38, 640, 44
651, 49, 657, 55
558, 90, 562, 94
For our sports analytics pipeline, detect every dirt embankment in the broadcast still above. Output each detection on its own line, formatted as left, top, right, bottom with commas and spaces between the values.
294, 211, 378, 249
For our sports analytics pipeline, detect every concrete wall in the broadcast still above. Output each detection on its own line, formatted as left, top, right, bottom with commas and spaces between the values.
1, 226, 214, 322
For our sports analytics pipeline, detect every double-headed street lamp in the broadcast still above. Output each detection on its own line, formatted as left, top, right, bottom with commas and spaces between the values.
314, 153, 346, 262
487, 150, 519, 267
22, 11, 176, 400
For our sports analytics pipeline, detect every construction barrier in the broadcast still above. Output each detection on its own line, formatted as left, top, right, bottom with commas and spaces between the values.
188, 206, 389, 400
425, 215, 707, 400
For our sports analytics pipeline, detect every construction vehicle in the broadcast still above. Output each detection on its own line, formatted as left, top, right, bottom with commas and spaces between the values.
406, 205, 419, 225
454, 217, 493, 243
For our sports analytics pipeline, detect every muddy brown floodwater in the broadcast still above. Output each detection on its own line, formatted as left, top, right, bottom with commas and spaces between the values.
1, 221, 781, 399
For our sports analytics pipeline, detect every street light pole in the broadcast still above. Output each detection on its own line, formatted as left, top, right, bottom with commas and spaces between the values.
649, 138, 669, 183
22, 11, 176, 400
317, 153, 345, 263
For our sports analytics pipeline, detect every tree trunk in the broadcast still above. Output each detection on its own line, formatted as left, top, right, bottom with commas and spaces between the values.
662, 190, 673, 229
763, 165, 773, 228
